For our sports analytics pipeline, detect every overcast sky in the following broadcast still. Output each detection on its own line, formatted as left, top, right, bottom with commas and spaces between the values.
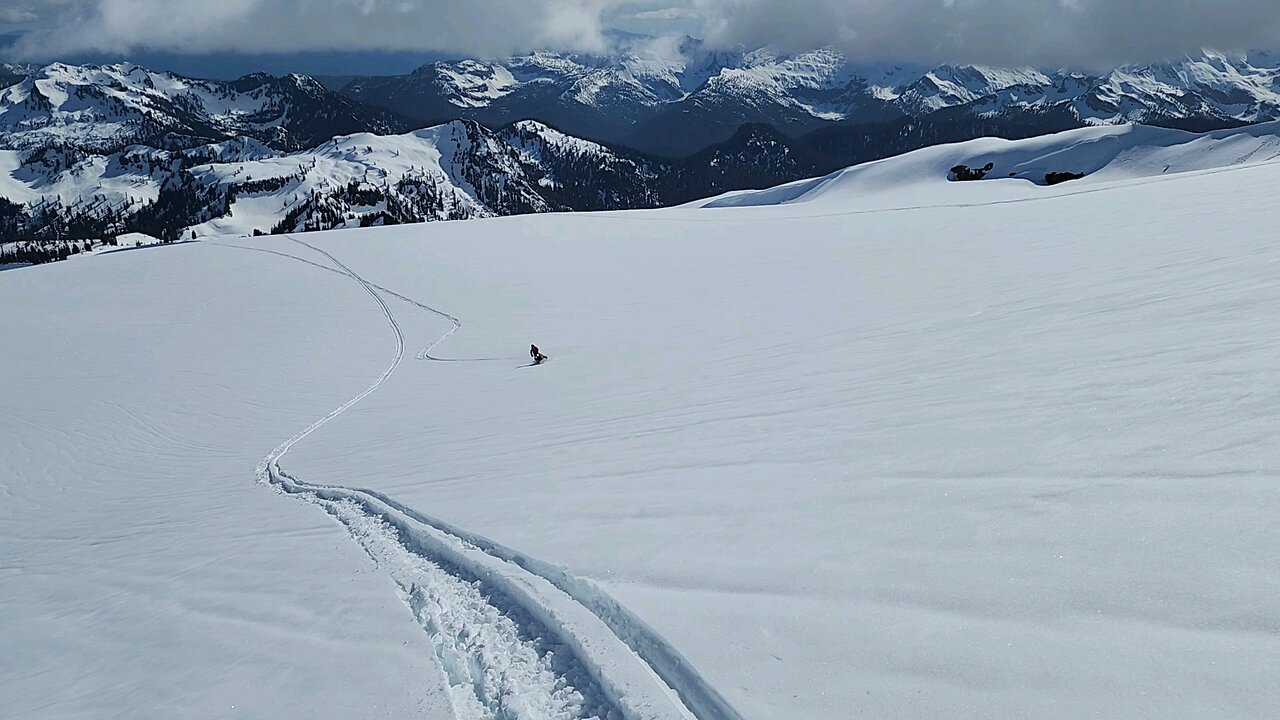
4, 0, 1280, 69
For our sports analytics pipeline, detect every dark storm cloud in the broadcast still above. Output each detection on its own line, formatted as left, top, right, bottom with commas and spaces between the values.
10, 0, 1280, 67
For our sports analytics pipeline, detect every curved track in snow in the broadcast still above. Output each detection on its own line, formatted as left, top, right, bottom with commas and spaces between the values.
212, 236, 743, 720
202, 240, 509, 363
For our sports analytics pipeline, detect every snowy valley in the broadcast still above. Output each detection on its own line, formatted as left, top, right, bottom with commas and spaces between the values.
3, 122, 1278, 720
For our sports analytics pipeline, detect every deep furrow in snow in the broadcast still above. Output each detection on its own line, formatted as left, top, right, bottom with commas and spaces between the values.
236, 236, 717, 720
344, 484, 747, 720
315, 497, 616, 720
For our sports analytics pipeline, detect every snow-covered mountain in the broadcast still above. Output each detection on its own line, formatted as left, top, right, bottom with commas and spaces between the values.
0, 63, 32, 88
0, 119, 669, 247
913, 50, 1280, 129
342, 42, 904, 154
342, 43, 1280, 155
0, 58, 832, 248
0, 63, 405, 154
6, 49, 1279, 161
8, 52, 1280, 247
189, 121, 558, 237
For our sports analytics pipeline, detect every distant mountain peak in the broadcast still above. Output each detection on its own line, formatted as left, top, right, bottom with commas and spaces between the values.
0, 62, 407, 154
339, 46, 1280, 156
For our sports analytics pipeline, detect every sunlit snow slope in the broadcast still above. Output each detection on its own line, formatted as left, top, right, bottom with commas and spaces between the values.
3, 127, 1278, 720
701, 121, 1280, 209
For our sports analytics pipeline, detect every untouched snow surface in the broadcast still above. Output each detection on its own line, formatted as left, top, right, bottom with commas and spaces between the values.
699, 121, 1280, 209
3, 128, 1280, 719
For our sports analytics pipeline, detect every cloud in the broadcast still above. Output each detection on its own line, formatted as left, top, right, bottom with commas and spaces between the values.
631, 7, 697, 21
0, 5, 39, 24
692, 0, 1280, 68
12, 0, 615, 59
9, 0, 1280, 68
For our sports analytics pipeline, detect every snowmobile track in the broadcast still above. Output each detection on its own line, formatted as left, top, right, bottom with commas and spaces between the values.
216, 237, 743, 720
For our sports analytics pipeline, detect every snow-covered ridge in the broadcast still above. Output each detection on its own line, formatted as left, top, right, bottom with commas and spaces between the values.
345, 43, 1280, 134
700, 120, 1280, 209
502, 119, 621, 183
346, 43, 875, 120
894, 65, 1056, 114
0, 62, 400, 154
0, 117, 655, 245
188, 120, 556, 236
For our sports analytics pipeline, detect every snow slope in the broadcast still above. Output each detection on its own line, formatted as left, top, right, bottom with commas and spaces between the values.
0, 243, 453, 719
0, 146, 163, 207
700, 120, 1280, 209
3, 128, 1279, 719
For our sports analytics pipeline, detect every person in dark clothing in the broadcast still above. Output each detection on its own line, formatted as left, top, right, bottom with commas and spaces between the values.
530, 344, 546, 364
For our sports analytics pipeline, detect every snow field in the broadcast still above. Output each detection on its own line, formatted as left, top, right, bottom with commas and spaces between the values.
241, 236, 709, 720
273, 151, 1279, 719
0, 242, 455, 719
4, 123, 1280, 719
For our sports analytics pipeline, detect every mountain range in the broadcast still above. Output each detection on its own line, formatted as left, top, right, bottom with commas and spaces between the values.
0, 62, 403, 154
4, 45, 1280, 251
0, 113, 827, 248
339, 41, 1280, 155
